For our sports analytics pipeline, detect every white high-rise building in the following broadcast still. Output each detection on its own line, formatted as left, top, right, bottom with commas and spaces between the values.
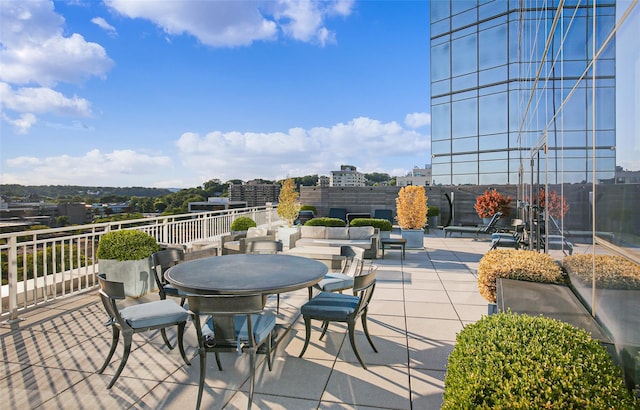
330, 165, 366, 187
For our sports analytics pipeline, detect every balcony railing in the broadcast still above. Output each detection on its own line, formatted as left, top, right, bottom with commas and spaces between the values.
0, 205, 281, 321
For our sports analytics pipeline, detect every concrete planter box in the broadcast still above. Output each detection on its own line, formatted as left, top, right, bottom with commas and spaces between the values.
400, 229, 424, 249
98, 257, 156, 298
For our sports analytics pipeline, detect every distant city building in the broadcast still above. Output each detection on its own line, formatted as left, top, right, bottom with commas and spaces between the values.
57, 203, 92, 225
397, 166, 432, 187
228, 182, 280, 207
188, 197, 248, 212
0, 200, 91, 230
615, 170, 640, 184
330, 165, 366, 187
317, 176, 330, 187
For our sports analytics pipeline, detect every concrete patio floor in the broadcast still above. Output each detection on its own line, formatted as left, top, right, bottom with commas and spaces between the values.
0, 230, 581, 409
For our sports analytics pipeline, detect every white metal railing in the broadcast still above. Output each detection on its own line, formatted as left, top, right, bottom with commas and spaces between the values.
0, 205, 281, 321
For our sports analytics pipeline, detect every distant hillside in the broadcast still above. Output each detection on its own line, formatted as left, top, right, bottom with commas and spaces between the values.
0, 184, 173, 200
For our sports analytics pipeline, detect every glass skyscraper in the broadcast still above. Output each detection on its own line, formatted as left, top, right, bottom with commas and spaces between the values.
430, 0, 616, 186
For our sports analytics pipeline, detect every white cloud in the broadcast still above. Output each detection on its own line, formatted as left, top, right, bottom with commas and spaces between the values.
2, 149, 174, 187
0, 0, 113, 133
404, 112, 431, 129
106, 0, 354, 47
91, 16, 117, 37
0, 1, 113, 86
176, 115, 429, 182
2, 114, 429, 187
0, 82, 92, 116
0, 112, 37, 134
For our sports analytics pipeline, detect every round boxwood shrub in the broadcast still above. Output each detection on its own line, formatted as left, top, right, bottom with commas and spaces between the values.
477, 249, 565, 303
230, 216, 257, 232
97, 230, 161, 261
443, 313, 637, 409
304, 217, 346, 227
349, 218, 392, 231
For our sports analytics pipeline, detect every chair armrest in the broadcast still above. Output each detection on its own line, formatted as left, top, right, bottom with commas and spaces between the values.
289, 230, 302, 248
221, 233, 245, 246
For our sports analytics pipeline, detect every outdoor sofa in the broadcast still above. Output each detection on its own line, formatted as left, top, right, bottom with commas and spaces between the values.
291, 226, 379, 259
221, 227, 278, 255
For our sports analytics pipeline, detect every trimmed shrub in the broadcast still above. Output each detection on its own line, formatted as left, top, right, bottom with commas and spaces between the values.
443, 313, 637, 409
230, 216, 257, 232
97, 230, 161, 261
564, 254, 640, 290
350, 218, 392, 231
427, 206, 440, 217
477, 249, 565, 303
304, 217, 346, 227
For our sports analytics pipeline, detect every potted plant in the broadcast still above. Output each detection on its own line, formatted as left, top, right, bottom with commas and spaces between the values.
97, 230, 162, 297
477, 249, 565, 314
395, 185, 427, 249
474, 189, 512, 224
427, 206, 440, 230
276, 178, 301, 247
535, 188, 569, 219
563, 254, 640, 367
230, 216, 257, 233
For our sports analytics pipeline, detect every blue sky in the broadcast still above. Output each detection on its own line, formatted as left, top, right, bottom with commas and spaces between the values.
1, 0, 431, 188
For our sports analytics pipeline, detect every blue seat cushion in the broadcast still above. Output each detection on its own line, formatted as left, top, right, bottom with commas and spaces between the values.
234, 312, 277, 344
163, 284, 188, 297
301, 292, 359, 321
121, 300, 188, 328
315, 273, 354, 293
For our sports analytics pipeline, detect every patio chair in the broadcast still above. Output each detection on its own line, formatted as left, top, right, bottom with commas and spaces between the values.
96, 273, 190, 389
308, 245, 365, 300
373, 209, 394, 224
443, 212, 503, 238
151, 249, 189, 347
299, 264, 378, 369
328, 207, 347, 221
490, 219, 525, 250
151, 249, 187, 304
188, 293, 276, 410
247, 239, 283, 312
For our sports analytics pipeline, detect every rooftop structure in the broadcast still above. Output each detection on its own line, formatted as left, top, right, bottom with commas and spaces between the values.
330, 165, 366, 187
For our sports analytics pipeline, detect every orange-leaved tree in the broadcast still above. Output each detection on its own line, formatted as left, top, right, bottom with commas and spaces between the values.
474, 189, 512, 218
396, 186, 428, 229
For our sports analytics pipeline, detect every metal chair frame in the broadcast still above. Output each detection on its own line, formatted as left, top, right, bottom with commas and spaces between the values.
96, 273, 190, 389
299, 265, 378, 369
188, 293, 275, 410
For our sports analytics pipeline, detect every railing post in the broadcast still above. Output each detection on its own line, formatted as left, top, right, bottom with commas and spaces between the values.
6, 236, 22, 323
266, 202, 273, 229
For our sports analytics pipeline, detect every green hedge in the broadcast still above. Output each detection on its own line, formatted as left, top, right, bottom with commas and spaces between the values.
230, 216, 256, 232
97, 230, 161, 261
349, 218, 392, 231
443, 313, 637, 409
304, 217, 346, 227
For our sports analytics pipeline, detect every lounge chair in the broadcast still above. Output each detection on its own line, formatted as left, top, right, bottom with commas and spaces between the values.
443, 212, 503, 238
490, 219, 525, 250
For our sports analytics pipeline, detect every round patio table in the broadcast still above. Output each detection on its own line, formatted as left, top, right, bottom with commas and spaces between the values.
164, 254, 328, 295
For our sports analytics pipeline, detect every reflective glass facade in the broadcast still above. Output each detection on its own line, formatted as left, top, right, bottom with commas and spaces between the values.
431, 0, 640, 391
430, 0, 615, 186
